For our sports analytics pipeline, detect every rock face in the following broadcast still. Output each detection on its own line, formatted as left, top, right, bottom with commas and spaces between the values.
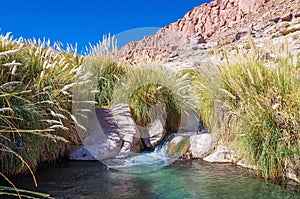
117, 29, 190, 61
164, 0, 267, 39
71, 104, 140, 160
117, 0, 300, 61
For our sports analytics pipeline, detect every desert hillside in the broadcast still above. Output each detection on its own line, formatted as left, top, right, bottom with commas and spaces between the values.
117, 0, 300, 61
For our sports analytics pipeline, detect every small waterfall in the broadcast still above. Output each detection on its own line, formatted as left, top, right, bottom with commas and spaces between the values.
153, 134, 175, 153
104, 136, 178, 173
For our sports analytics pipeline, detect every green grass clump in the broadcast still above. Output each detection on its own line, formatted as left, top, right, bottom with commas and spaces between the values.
111, 65, 197, 132
223, 57, 300, 180
193, 41, 300, 181
0, 33, 84, 182
83, 57, 130, 107
179, 65, 222, 133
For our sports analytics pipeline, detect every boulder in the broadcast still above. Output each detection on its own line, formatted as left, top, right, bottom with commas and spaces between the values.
286, 168, 300, 184
280, 13, 293, 22
237, 158, 256, 169
178, 110, 200, 133
71, 104, 143, 160
168, 133, 213, 159
190, 33, 206, 46
111, 104, 142, 157
281, 24, 300, 36
168, 136, 190, 157
188, 134, 213, 159
138, 118, 166, 149
70, 104, 172, 160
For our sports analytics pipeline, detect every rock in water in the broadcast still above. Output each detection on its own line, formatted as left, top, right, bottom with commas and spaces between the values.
189, 134, 213, 159
70, 104, 143, 161
168, 136, 190, 157
69, 104, 170, 160
168, 133, 213, 159
139, 119, 166, 149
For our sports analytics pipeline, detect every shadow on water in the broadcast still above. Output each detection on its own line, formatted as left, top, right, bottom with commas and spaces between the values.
4, 160, 300, 199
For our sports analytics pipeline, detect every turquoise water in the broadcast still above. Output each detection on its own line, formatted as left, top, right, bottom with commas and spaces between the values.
9, 160, 300, 199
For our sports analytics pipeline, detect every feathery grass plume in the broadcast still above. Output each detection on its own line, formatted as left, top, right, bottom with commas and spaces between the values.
179, 62, 223, 135
83, 57, 129, 107
193, 38, 300, 181
0, 32, 84, 198
82, 35, 129, 107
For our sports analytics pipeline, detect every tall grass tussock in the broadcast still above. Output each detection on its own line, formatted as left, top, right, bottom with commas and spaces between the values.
0, 33, 85, 198
192, 40, 300, 181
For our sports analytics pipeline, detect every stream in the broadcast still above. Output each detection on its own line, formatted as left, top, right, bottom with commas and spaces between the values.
7, 156, 300, 198
4, 133, 300, 198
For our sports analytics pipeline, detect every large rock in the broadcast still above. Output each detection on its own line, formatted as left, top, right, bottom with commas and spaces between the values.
168, 136, 190, 157
139, 119, 166, 149
70, 104, 142, 160
168, 133, 213, 159
286, 168, 300, 184
178, 110, 200, 133
110, 104, 142, 157
69, 104, 170, 160
188, 134, 213, 159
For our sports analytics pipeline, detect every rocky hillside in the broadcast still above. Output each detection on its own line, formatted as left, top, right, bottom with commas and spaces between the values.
117, 0, 300, 61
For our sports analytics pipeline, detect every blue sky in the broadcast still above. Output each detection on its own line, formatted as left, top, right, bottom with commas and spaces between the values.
0, 0, 210, 51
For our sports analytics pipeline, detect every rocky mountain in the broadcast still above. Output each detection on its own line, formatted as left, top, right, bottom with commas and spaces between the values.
117, 0, 300, 61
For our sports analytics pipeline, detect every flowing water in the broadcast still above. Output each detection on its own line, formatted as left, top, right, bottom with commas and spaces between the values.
102, 139, 178, 173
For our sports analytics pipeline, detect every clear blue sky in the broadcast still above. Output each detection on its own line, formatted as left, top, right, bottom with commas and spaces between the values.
0, 0, 210, 51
